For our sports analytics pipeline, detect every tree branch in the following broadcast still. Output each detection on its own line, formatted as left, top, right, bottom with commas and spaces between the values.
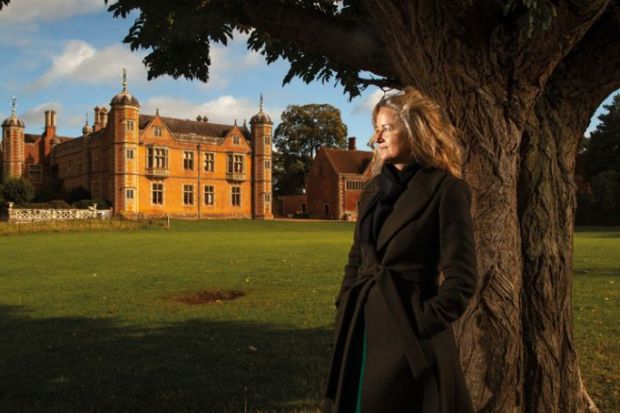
496, 0, 611, 103
542, 1, 620, 132
229, 0, 397, 79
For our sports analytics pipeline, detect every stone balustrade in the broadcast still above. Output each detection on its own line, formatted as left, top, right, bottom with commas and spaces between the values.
5, 202, 112, 223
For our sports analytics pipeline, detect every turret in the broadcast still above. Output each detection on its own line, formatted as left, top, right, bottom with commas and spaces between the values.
109, 68, 140, 217
82, 114, 93, 135
249, 93, 273, 219
1, 97, 25, 181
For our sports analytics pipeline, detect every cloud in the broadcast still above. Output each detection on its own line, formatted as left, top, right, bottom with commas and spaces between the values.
201, 46, 232, 90
199, 32, 267, 90
0, 0, 104, 24
141, 95, 281, 126
353, 88, 384, 115
21, 101, 64, 128
30, 40, 146, 90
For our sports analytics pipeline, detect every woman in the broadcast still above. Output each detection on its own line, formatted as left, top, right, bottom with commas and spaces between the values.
323, 88, 477, 413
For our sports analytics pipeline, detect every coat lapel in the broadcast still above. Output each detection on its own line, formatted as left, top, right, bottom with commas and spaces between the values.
375, 167, 447, 252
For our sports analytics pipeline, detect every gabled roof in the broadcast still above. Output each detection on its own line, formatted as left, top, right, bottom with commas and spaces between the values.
139, 115, 251, 140
322, 147, 373, 175
24, 133, 40, 143
24, 133, 73, 144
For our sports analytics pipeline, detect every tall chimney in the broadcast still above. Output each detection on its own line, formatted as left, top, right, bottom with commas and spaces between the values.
42, 110, 57, 158
93, 106, 101, 132
99, 107, 108, 129
348, 137, 356, 151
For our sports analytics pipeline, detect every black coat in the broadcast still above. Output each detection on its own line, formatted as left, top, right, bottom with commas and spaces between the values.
323, 166, 478, 413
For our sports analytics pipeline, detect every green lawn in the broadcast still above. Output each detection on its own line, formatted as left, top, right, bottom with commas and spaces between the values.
0, 221, 617, 412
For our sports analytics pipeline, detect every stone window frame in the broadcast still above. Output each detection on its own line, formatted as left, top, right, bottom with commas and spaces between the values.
231, 185, 241, 206
227, 153, 244, 174
204, 152, 215, 172
183, 151, 194, 171
183, 184, 194, 206
152, 182, 164, 205
28, 163, 43, 183
146, 145, 169, 169
204, 185, 215, 206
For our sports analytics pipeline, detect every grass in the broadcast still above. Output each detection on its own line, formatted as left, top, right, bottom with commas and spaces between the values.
573, 227, 620, 413
0, 221, 617, 412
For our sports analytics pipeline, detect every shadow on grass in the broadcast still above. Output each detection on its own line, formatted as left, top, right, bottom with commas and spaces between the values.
0, 305, 332, 412
574, 227, 620, 238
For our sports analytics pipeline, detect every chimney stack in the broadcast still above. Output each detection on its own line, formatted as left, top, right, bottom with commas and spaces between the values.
99, 107, 108, 129
348, 137, 356, 151
93, 106, 101, 131
42, 110, 57, 157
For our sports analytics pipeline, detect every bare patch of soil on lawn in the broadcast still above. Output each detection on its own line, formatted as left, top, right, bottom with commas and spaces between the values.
168, 289, 245, 305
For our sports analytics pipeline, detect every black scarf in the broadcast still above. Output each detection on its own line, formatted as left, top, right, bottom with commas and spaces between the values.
360, 162, 421, 246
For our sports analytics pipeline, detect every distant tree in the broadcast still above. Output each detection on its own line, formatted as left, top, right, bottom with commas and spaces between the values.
591, 170, 620, 211
2, 178, 35, 205
273, 104, 347, 194
67, 186, 92, 204
584, 94, 620, 179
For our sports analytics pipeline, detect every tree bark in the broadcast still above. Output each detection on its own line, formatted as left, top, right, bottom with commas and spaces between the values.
518, 6, 620, 412
362, 1, 617, 412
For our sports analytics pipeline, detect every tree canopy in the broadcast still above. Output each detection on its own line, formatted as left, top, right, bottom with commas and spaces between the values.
273, 104, 347, 194
1, 178, 35, 205
584, 94, 620, 180
88, 0, 577, 99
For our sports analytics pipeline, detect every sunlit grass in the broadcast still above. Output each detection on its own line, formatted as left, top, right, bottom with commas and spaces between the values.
0, 221, 616, 412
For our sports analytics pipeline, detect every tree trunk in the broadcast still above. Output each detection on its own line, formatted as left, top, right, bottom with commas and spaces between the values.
517, 6, 620, 410
362, 2, 618, 412
518, 95, 586, 413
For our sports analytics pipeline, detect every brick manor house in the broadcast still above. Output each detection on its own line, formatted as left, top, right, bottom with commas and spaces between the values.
1, 74, 273, 219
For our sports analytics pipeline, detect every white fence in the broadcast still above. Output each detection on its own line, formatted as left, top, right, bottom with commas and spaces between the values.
5, 202, 112, 223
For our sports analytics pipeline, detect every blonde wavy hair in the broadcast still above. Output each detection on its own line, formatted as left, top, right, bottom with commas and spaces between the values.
369, 87, 462, 178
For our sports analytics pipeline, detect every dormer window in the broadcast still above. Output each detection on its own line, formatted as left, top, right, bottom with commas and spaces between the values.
154, 126, 162, 137
233, 136, 240, 145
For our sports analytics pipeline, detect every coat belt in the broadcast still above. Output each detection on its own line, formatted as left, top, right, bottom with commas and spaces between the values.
326, 263, 437, 403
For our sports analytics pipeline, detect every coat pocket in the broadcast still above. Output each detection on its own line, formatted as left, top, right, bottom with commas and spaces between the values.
410, 288, 448, 339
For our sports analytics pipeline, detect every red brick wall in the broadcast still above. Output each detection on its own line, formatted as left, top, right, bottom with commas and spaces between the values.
306, 150, 340, 219
276, 194, 308, 217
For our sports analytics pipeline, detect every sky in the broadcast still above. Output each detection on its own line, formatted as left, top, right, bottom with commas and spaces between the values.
0, 0, 616, 143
